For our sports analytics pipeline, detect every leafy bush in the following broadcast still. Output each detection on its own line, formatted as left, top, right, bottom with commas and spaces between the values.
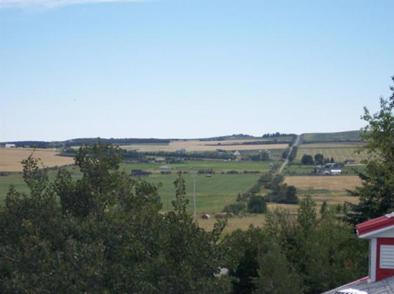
247, 196, 267, 213
301, 154, 314, 165
223, 202, 246, 215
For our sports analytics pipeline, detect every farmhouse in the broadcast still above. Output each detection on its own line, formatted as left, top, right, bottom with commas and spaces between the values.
5, 143, 16, 148
324, 213, 394, 294
314, 163, 342, 176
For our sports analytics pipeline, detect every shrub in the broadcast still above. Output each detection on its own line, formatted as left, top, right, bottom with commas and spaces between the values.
223, 202, 246, 215
247, 196, 267, 213
301, 154, 314, 165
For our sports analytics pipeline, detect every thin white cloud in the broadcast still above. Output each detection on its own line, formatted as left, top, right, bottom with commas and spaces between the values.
0, 0, 144, 8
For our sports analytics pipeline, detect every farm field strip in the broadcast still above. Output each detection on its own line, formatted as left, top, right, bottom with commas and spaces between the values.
120, 140, 288, 152
0, 148, 73, 172
284, 175, 361, 191
296, 146, 368, 163
0, 165, 261, 213
120, 160, 274, 173
299, 143, 364, 148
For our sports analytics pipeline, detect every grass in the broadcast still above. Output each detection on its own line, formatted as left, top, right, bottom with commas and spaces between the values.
295, 145, 368, 163
302, 131, 361, 143
145, 173, 260, 212
0, 162, 261, 213
283, 163, 315, 176
120, 160, 274, 173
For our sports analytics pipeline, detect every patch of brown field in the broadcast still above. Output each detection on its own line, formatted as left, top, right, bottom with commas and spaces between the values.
197, 214, 266, 233
285, 176, 361, 191
267, 203, 299, 213
198, 195, 358, 233
120, 140, 288, 152
0, 148, 73, 172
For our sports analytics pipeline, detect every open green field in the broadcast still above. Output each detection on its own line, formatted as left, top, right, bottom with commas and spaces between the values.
0, 161, 264, 213
302, 130, 361, 143
145, 173, 260, 212
119, 160, 274, 173
296, 143, 368, 163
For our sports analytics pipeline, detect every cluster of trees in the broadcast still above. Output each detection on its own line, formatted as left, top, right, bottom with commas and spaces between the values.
301, 153, 335, 165
258, 173, 298, 204
62, 148, 237, 162
0, 145, 231, 293
223, 171, 298, 215
261, 132, 295, 138
243, 151, 270, 161
222, 200, 367, 294
346, 78, 394, 224
282, 146, 298, 162
65, 137, 170, 147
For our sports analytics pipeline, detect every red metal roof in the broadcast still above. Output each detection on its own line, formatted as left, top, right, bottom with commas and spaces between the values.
357, 213, 394, 237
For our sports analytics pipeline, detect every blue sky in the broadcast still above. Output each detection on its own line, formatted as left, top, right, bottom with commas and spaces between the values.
1, 0, 393, 141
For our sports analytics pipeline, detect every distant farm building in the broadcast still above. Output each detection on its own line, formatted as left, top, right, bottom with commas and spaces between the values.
5, 144, 16, 148
233, 151, 241, 161
315, 163, 342, 176
159, 165, 171, 174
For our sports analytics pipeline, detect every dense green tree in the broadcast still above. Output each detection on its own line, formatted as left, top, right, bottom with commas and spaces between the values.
247, 196, 266, 214
265, 198, 367, 294
301, 154, 314, 165
0, 144, 230, 293
347, 77, 394, 224
254, 241, 303, 294
314, 153, 324, 165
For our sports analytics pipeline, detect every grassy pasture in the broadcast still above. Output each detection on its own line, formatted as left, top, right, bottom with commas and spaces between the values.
120, 160, 273, 173
0, 148, 73, 172
145, 173, 260, 212
0, 172, 259, 213
296, 143, 368, 163
302, 131, 361, 143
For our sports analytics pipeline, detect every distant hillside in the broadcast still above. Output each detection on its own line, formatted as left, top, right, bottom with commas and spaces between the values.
301, 130, 361, 143
1, 138, 171, 148
199, 133, 296, 142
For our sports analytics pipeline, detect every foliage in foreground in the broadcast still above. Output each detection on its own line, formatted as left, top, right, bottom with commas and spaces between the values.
347, 77, 394, 224
222, 198, 367, 294
0, 144, 230, 293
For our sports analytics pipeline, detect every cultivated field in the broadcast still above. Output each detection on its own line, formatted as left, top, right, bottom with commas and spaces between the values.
285, 175, 361, 191
284, 175, 361, 207
0, 148, 73, 172
120, 160, 273, 173
296, 143, 368, 163
302, 131, 361, 143
135, 173, 261, 212
0, 163, 262, 213
120, 139, 288, 152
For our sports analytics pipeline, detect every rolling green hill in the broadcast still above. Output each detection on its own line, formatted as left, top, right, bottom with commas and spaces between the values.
301, 130, 361, 143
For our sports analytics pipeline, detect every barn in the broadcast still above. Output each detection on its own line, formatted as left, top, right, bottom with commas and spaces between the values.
324, 213, 394, 293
